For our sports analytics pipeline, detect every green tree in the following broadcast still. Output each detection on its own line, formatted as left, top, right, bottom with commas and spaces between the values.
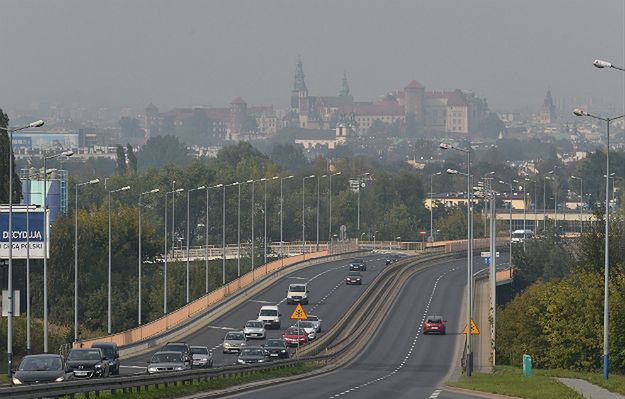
137, 135, 192, 171
126, 144, 137, 174
0, 109, 22, 204
115, 144, 127, 175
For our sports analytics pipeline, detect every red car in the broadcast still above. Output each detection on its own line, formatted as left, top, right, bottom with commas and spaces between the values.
281, 327, 309, 347
423, 315, 446, 335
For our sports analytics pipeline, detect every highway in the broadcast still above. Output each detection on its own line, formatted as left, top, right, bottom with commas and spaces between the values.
220, 255, 481, 399
121, 254, 390, 373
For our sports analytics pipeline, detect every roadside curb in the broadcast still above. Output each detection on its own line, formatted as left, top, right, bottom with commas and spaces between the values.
443, 385, 522, 399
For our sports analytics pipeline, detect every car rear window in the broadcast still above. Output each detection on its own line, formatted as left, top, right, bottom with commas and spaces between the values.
191, 347, 209, 355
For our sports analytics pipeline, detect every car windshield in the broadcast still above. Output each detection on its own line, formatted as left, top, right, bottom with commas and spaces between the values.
289, 285, 306, 292
226, 333, 245, 341
68, 350, 101, 361
259, 309, 277, 316
191, 347, 209, 355
93, 347, 115, 358
353, 259, 363, 263
298, 321, 314, 328
427, 317, 443, 323
240, 348, 265, 357
162, 344, 186, 352
266, 340, 285, 348
151, 353, 183, 363
286, 328, 304, 335
246, 321, 263, 328
19, 356, 63, 371
348, 271, 361, 276
307, 315, 318, 321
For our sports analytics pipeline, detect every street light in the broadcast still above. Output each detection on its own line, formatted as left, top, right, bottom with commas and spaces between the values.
430, 172, 442, 242
224, 182, 240, 284
265, 177, 279, 264
280, 176, 294, 258
250, 178, 266, 271
593, 59, 625, 71
138, 188, 159, 325
355, 172, 371, 232
107, 185, 130, 334
164, 187, 184, 314
328, 172, 341, 243
204, 184, 223, 292
498, 180, 514, 268
316, 175, 327, 252
74, 178, 100, 341
441, 141, 474, 375
240, 180, 253, 276
302, 175, 316, 257
186, 185, 205, 303
571, 176, 583, 234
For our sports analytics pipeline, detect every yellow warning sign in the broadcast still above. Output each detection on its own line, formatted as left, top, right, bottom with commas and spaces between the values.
462, 319, 480, 334
290, 303, 308, 320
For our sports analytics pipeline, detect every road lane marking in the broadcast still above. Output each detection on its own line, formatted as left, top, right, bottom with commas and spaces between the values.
429, 389, 442, 398
204, 325, 237, 331
249, 300, 274, 304
120, 365, 145, 369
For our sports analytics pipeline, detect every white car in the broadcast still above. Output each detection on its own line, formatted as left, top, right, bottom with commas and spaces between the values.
243, 320, 266, 339
307, 314, 322, 332
293, 321, 317, 341
258, 305, 281, 329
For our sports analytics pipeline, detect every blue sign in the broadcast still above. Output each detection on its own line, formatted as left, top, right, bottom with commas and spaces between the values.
484, 256, 490, 265
0, 209, 48, 259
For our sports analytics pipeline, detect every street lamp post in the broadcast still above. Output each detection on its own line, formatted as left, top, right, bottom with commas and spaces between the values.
280, 176, 294, 258
328, 172, 341, 243
574, 108, 624, 380
204, 184, 222, 292
525, 178, 536, 234
316, 175, 326, 252
251, 179, 266, 271
74, 178, 100, 341
571, 176, 583, 234
442, 140, 474, 376
108, 185, 130, 334
138, 188, 159, 325
302, 175, 315, 257
265, 177, 278, 264
164, 187, 184, 314
355, 172, 370, 232
186, 186, 205, 303
593, 59, 625, 72
430, 172, 442, 242
499, 180, 514, 267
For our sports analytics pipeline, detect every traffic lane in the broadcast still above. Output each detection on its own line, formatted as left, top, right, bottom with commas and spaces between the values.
221, 256, 466, 399
121, 254, 386, 371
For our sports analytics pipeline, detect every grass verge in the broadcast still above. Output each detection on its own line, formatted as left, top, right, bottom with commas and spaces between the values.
60, 361, 322, 399
448, 365, 584, 399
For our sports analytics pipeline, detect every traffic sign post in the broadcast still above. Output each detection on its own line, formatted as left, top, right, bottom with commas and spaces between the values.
462, 319, 480, 335
290, 304, 308, 359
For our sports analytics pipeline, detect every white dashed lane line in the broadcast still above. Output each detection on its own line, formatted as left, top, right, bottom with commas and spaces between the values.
328, 266, 456, 399
429, 389, 442, 398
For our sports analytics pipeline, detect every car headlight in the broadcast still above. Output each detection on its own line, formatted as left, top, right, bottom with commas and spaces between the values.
55, 376, 65, 382
12, 377, 22, 385
223, 342, 231, 347
258, 359, 264, 363
201, 357, 208, 361
148, 367, 157, 373
237, 359, 245, 364
240, 342, 247, 346
95, 364, 102, 368
280, 349, 287, 353
174, 366, 184, 371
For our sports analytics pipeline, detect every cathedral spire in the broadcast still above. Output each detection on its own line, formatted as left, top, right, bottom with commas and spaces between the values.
293, 57, 307, 92
339, 71, 350, 97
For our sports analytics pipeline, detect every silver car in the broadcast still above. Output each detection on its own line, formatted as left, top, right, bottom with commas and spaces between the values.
307, 315, 322, 332
243, 320, 266, 339
293, 321, 317, 341
190, 346, 213, 368
222, 331, 247, 353
147, 351, 191, 374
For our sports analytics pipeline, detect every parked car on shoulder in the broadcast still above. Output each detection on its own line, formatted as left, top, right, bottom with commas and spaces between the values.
223, 331, 248, 353
236, 347, 268, 365
66, 348, 110, 379
91, 342, 120, 375
190, 346, 213, 368
423, 315, 446, 335
263, 339, 290, 359
243, 320, 266, 339
147, 351, 191, 374
12, 354, 68, 385
349, 258, 367, 271
345, 271, 362, 285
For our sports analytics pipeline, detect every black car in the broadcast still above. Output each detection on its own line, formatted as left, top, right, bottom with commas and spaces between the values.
385, 254, 400, 265
263, 339, 290, 359
160, 342, 193, 367
346, 271, 362, 285
12, 354, 68, 385
91, 342, 120, 375
349, 258, 367, 271
237, 347, 268, 365
66, 348, 110, 379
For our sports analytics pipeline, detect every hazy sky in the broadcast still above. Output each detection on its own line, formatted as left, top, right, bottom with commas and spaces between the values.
1, 0, 623, 113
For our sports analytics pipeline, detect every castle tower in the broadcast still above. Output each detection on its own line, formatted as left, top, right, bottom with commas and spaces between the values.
229, 97, 247, 140
539, 89, 557, 124
144, 103, 160, 139
404, 80, 425, 122
339, 71, 350, 97
291, 57, 309, 116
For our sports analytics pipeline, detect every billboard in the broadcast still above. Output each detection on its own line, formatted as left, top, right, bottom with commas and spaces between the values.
0, 207, 49, 259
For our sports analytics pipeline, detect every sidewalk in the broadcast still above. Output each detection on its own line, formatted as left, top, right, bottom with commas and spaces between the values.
473, 278, 492, 373
557, 378, 625, 399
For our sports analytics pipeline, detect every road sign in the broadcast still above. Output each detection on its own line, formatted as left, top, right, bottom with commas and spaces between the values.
0, 208, 49, 259
480, 251, 500, 258
484, 256, 490, 265
419, 230, 428, 236
290, 303, 308, 320
462, 319, 480, 334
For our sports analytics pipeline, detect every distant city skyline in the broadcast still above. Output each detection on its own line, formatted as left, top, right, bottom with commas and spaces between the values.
0, 0, 623, 113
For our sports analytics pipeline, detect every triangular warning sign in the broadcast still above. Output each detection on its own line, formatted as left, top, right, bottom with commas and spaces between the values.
290, 303, 308, 320
462, 319, 480, 334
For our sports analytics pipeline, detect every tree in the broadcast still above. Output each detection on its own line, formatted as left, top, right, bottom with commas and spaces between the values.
270, 143, 308, 171
136, 135, 192, 171
0, 108, 22, 204
475, 112, 505, 139
126, 144, 137, 174
118, 117, 143, 139
115, 145, 127, 175
217, 141, 266, 169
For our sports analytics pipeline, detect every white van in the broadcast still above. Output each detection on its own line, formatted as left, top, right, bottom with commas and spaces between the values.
286, 283, 309, 304
511, 229, 534, 243
258, 305, 281, 329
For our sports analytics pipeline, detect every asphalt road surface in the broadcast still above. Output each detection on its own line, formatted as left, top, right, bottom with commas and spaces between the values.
121, 254, 391, 374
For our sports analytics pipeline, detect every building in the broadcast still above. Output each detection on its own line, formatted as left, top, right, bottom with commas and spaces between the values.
536, 89, 557, 125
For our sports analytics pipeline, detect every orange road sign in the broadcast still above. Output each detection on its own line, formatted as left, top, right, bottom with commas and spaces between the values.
462, 319, 480, 334
290, 303, 308, 320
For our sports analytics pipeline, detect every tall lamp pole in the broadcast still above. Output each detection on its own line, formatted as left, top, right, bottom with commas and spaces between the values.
571, 176, 583, 234
74, 178, 99, 340
280, 176, 294, 258
108, 185, 130, 334
265, 177, 279, 264
138, 188, 159, 325
328, 172, 341, 242
441, 141, 473, 376
302, 175, 316, 256
430, 172, 442, 242
574, 108, 624, 380
164, 187, 184, 314
316, 175, 326, 252
186, 185, 205, 303
204, 184, 223, 292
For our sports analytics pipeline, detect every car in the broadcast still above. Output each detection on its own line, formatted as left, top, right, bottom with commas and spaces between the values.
147, 351, 191, 374
12, 354, 68, 385
236, 347, 268, 365
423, 315, 446, 335
160, 342, 193, 366
286, 283, 309, 304
258, 305, 281, 329
243, 320, 266, 339
385, 254, 400, 265
349, 258, 367, 271
292, 321, 317, 340
263, 339, 290, 359
307, 314, 322, 332
281, 327, 309, 347
223, 331, 248, 353
345, 271, 362, 285
91, 342, 120, 375
66, 348, 110, 379
190, 346, 213, 368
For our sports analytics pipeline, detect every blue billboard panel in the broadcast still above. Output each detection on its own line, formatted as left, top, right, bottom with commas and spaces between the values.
0, 208, 49, 259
